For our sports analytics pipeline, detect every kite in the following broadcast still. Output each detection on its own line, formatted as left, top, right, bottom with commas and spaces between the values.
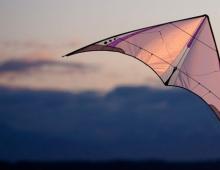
63, 14, 220, 120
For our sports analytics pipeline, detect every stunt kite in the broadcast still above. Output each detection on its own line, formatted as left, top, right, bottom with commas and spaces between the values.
63, 14, 220, 120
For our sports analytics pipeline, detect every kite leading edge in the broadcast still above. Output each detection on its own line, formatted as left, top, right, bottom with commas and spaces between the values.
63, 14, 220, 120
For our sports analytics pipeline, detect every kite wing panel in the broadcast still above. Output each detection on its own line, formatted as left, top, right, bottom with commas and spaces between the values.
169, 17, 220, 118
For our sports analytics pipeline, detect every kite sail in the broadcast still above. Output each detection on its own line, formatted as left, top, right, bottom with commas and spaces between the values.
63, 14, 220, 120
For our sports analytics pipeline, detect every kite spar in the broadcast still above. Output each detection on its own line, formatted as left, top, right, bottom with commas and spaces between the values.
63, 14, 220, 120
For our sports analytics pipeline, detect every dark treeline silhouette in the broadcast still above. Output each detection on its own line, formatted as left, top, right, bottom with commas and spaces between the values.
1, 160, 220, 170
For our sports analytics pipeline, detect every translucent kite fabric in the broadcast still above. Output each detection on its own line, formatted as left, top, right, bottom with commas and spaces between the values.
64, 15, 220, 120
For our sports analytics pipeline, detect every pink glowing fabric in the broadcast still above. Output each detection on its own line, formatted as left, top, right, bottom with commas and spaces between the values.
63, 15, 220, 119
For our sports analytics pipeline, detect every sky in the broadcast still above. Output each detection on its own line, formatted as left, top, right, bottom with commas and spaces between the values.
1, 0, 220, 92
1, 0, 220, 161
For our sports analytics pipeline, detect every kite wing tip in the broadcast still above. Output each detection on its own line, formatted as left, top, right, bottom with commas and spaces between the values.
61, 51, 77, 58
203, 14, 209, 18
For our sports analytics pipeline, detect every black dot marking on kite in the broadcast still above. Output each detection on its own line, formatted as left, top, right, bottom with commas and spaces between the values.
114, 37, 116, 40
109, 39, 112, 42
104, 41, 107, 44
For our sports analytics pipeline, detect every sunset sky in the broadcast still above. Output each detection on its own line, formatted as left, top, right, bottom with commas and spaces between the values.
1, 0, 220, 92
1, 0, 220, 161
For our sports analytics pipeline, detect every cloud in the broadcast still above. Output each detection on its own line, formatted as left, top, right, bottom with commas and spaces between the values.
0, 59, 96, 74
0, 58, 103, 92
0, 85, 220, 161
